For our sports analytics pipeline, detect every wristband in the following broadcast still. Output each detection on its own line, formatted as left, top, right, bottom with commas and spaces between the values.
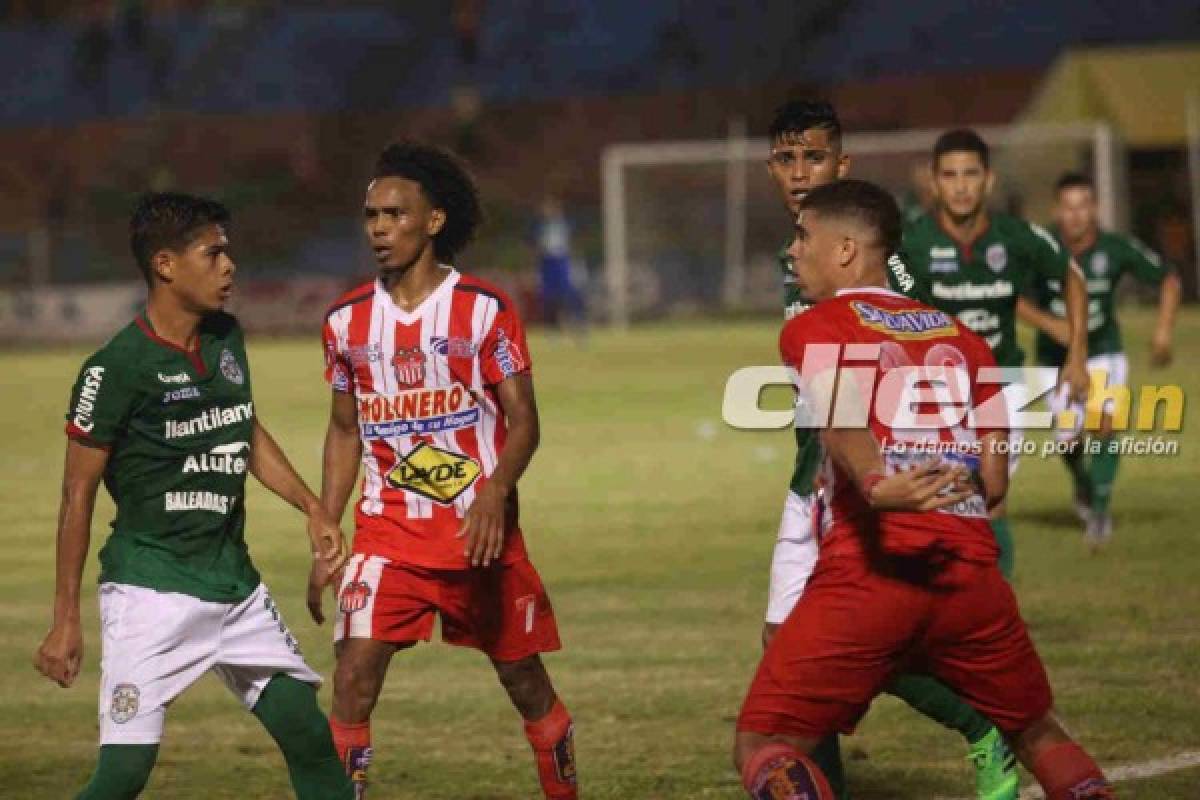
860, 470, 885, 501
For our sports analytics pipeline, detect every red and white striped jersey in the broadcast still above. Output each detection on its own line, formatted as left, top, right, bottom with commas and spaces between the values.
322, 269, 531, 569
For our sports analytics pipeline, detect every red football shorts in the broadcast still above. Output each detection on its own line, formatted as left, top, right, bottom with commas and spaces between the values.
737, 554, 1053, 738
334, 553, 561, 661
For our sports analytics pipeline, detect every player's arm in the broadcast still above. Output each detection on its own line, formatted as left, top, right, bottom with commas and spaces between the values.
1060, 259, 1090, 401
34, 439, 108, 688
249, 418, 347, 567
978, 431, 1009, 510
1016, 296, 1070, 347
458, 373, 540, 567
1150, 271, 1181, 366
821, 427, 972, 513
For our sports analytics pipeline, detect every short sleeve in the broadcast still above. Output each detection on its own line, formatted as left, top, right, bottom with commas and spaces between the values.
322, 316, 353, 393
780, 310, 846, 427
1021, 221, 1069, 280
480, 294, 532, 386
1120, 236, 1172, 285
64, 350, 131, 447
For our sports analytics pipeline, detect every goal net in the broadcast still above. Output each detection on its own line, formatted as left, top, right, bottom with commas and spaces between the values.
601, 123, 1127, 326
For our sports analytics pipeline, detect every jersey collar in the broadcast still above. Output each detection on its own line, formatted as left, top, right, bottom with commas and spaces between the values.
835, 286, 905, 299
134, 311, 208, 375
375, 267, 459, 325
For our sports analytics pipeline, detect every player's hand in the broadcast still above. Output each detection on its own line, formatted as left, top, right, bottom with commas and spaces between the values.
307, 556, 345, 625
457, 482, 507, 567
1150, 331, 1173, 368
34, 619, 83, 688
866, 462, 974, 513
307, 507, 349, 574
1060, 357, 1090, 404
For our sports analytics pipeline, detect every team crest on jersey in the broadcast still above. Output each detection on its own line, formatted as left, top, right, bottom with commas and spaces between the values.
985, 243, 1007, 272
851, 302, 957, 340
1090, 251, 1109, 276
110, 683, 140, 724
339, 580, 372, 614
392, 346, 426, 386
386, 442, 481, 504
219, 348, 244, 385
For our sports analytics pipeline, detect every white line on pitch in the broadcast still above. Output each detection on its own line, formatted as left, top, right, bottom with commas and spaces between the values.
941, 749, 1200, 800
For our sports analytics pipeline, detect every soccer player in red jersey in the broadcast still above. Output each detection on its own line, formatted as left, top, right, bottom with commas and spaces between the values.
733, 180, 1112, 800
308, 143, 576, 799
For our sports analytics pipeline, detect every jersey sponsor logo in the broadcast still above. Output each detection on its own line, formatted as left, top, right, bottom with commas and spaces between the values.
72, 366, 105, 433
887, 254, 916, 293
164, 490, 237, 513
162, 386, 201, 404
494, 328, 525, 378
985, 243, 1007, 272
429, 335, 478, 358
164, 402, 254, 439
392, 346, 426, 386
339, 580, 372, 613
331, 362, 351, 392
930, 246, 957, 260
930, 259, 959, 273
219, 348, 244, 385
157, 371, 191, 384
850, 302, 957, 340
183, 441, 249, 475
931, 280, 1013, 301
1090, 251, 1109, 276
385, 442, 481, 504
347, 343, 384, 366
110, 683, 140, 724
358, 387, 480, 439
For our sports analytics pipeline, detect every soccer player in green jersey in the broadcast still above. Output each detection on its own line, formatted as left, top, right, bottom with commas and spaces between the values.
900, 129, 1091, 578
1018, 172, 1181, 548
761, 102, 1018, 800
34, 193, 354, 800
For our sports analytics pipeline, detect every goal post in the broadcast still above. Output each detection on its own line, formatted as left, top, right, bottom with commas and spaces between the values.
601, 122, 1126, 327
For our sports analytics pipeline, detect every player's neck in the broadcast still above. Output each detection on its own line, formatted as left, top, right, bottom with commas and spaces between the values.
379, 254, 450, 312
1065, 228, 1099, 257
937, 206, 989, 248
144, 291, 203, 350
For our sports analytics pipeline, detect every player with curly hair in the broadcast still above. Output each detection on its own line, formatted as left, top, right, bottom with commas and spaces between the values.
309, 142, 577, 799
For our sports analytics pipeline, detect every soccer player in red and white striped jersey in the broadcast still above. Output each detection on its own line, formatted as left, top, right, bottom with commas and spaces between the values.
309, 143, 576, 799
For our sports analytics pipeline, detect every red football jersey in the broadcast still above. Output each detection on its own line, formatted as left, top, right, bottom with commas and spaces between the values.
779, 287, 1005, 564
322, 270, 531, 569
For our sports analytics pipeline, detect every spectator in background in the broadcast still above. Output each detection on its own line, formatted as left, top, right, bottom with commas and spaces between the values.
535, 193, 587, 339
73, 3, 113, 114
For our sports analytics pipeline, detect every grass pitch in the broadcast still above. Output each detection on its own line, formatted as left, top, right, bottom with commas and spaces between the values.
2, 308, 1198, 798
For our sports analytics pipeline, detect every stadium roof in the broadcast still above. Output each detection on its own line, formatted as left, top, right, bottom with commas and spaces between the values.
1018, 43, 1200, 147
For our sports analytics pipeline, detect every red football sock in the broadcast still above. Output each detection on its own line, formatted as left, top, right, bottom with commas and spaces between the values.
523, 700, 577, 799
741, 742, 834, 800
1030, 741, 1113, 799
329, 716, 372, 796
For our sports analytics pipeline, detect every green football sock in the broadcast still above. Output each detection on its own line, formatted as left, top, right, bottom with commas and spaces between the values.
252, 674, 354, 800
990, 516, 1014, 580
810, 734, 848, 800
1089, 439, 1121, 515
76, 744, 158, 800
887, 673, 993, 745
1061, 439, 1091, 499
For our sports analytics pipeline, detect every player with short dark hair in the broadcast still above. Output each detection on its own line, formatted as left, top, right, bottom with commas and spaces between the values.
310, 142, 576, 799
900, 128, 1091, 577
1018, 171, 1181, 547
762, 103, 1018, 800
734, 179, 1113, 800
35, 192, 354, 799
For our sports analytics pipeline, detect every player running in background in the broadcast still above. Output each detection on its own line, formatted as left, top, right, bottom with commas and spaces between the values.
310, 143, 576, 799
35, 193, 353, 800
734, 179, 1113, 800
1018, 172, 1181, 548
900, 129, 1091, 578
763, 101, 1017, 800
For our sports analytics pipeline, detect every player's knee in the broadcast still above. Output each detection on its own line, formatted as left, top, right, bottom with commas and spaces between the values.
333, 656, 384, 706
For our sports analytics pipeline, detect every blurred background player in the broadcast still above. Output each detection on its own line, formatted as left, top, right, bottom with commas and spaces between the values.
900, 129, 1091, 578
763, 101, 1017, 800
311, 143, 577, 800
1018, 171, 1181, 548
34, 193, 353, 800
535, 192, 588, 341
735, 179, 1114, 800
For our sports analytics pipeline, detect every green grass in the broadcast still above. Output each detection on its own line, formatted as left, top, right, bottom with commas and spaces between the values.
2, 307, 1198, 798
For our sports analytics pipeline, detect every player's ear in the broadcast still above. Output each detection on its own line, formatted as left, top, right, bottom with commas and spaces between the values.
151, 249, 174, 284
839, 235, 857, 268
427, 208, 447, 237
